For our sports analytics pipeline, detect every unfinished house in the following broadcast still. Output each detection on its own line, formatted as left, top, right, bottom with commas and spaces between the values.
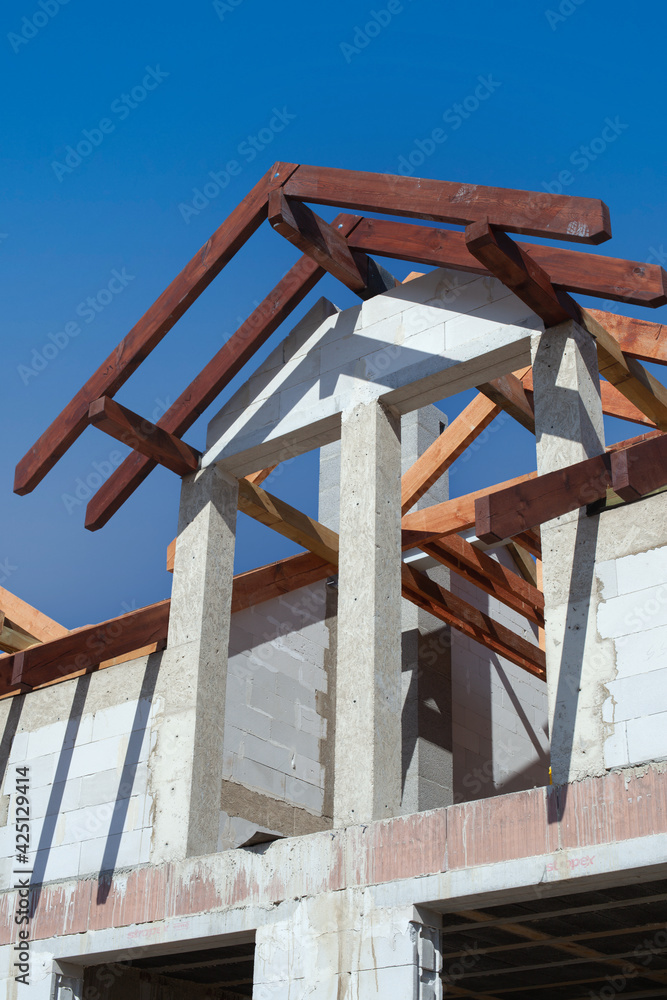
2, 164, 667, 999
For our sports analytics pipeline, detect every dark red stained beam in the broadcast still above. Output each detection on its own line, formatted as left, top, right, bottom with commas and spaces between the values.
465, 220, 576, 327
14, 162, 298, 497
83, 226, 354, 532
401, 564, 546, 680
421, 533, 544, 627
610, 432, 667, 501
5, 600, 170, 694
475, 453, 613, 543
88, 397, 201, 477
284, 164, 611, 244
348, 218, 667, 307
268, 196, 395, 299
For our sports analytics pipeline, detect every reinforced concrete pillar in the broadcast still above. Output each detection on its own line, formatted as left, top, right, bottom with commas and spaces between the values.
400, 407, 453, 813
333, 398, 403, 826
150, 464, 238, 860
531, 319, 608, 783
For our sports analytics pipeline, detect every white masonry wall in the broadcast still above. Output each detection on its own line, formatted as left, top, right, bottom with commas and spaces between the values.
595, 495, 667, 770
0, 654, 158, 890
450, 546, 549, 802
222, 582, 332, 830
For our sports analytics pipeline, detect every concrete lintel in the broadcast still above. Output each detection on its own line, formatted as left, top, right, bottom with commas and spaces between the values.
204, 268, 539, 478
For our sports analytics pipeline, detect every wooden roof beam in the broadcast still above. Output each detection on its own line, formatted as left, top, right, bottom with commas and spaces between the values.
465, 220, 667, 431
84, 221, 358, 532
3, 600, 170, 695
522, 368, 657, 428
88, 396, 201, 477
0, 586, 68, 643
14, 162, 298, 497
268, 193, 396, 298
348, 218, 666, 306
587, 309, 667, 364
421, 533, 544, 627
237, 478, 339, 565
284, 165, 611, 243
474, 431, 667, 543
401, 471, 538, 547
401, 394, 501, 514
233, 477, 545, 678
401, 563, 545, 679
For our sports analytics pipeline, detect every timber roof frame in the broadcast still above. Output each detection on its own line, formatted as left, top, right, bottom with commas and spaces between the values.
8, 162, 667, 698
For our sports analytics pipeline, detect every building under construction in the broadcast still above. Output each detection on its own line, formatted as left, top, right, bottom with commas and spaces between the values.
2, 164, 667, 999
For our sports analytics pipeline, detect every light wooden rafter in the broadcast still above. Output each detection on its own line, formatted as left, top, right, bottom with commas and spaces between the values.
234, 479, 545, 677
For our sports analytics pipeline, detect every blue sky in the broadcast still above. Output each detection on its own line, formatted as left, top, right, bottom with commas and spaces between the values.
2, 0, 666, 628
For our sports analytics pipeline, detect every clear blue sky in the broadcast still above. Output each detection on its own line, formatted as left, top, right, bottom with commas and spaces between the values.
2, 0, 666, 628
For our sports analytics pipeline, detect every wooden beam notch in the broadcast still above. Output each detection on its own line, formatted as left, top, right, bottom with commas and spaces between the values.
88, 396, 201, 477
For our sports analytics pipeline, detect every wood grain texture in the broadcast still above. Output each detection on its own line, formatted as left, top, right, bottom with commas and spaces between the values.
474, 454, 614, 543
465, 222, 667, 432
285, 165, 611, 243
465, 219, 574, 327
230, 552, 334, 613
84, 219, 358, 531
401, 563, 546, 679
0, 586, 68, 642
609, 433, 667, 501
88, 396, 201, 477
587, 310, 667, 363
268, 194, 396, 299
349, 218, 666, 306
14, 163, 296, 497
3, 599, 170, 694
401, 472, 538, 546
421, 533, 545, 627
580, 309, 667, 432
477, 370, 535, 433
401, 394, 501, 514
237, 478, 339, 565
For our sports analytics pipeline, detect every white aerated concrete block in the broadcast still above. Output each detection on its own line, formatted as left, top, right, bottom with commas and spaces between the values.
626, 712, 667, 765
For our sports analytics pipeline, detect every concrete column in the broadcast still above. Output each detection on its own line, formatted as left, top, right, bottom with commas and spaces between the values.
531, 319, 609, 783
253, 894, 442, 1000
400, 407, 453, 813
320, 405, 453, 818
150, 464, 238, 861
333, 398, 402, 826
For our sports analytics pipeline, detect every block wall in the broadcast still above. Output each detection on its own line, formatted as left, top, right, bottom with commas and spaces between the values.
594, 495, 667, 770
450, 546, 549, 802
220, 581, 335, 844
0, 652, 160, 890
